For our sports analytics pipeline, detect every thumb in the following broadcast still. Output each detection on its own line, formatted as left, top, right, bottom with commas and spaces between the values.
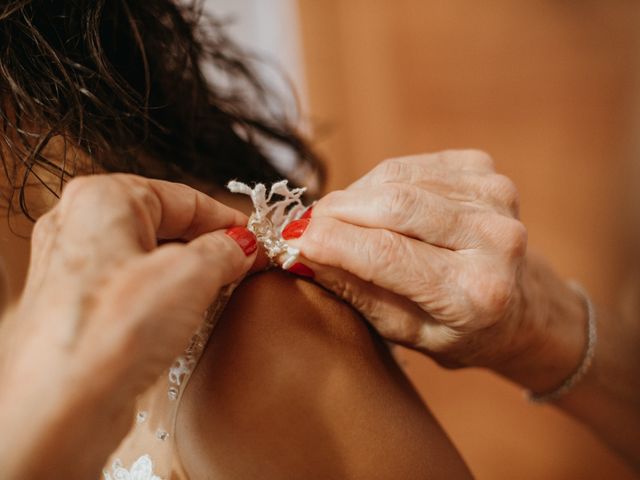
201, 225, 259, 270
103, 226, 257, 344
171, 226, 258, 307
83, 226, 258, 391
287, 258, 430, 349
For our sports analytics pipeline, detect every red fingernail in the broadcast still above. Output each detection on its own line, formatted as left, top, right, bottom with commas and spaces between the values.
225, 227, 257, 256
288, 262, 315, 278
282, 218, 309, 240
301, 207, 313, 220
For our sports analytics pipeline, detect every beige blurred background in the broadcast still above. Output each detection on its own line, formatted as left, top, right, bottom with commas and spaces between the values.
192, 0, 640, 477
295, 1, 640, 478
1, 1, 637, 477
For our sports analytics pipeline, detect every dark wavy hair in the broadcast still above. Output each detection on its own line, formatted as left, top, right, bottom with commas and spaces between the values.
0, 0, 323, 220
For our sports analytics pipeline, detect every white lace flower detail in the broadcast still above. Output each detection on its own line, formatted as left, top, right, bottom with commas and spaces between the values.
103, 455, 161, 480
227, 180, 310, 268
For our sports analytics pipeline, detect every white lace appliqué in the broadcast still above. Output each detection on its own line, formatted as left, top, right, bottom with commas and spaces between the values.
227, 180, 310, 269
103, 455, 161, 480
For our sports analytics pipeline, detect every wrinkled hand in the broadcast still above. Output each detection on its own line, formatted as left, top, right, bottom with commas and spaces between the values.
0, 174, 259, 478
285, 150, 534, 369
287, 150, 640, 470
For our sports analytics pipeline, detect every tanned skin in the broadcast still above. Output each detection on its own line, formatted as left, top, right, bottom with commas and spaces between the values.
178, 270, 472, 480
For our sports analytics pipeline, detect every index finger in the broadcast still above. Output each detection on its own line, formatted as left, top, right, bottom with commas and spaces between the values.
58, 174, 248, 251
349, 150, 495, 190
135, 177, 248, 241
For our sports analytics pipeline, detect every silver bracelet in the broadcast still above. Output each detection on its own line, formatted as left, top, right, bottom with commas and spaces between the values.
526, 281, 597, 403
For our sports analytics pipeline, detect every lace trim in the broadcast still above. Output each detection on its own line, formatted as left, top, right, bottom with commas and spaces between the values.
104, 181, 310, 479
227, 180, 310, 269
167, 282, 237, 400
103, 455, 161, 480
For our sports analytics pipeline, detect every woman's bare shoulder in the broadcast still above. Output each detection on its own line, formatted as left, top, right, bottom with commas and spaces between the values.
222, 269, 375, 348
177, 269, 471, 480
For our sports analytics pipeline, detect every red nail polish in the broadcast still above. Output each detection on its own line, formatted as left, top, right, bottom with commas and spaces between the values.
282, 218, 309, 240
288, 262, 315, 278
225, 226, 257, 256
301, 207, 313, 220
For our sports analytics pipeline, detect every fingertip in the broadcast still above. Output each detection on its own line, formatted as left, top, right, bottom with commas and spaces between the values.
282, 218, 310, 240
225, 226, 257, 256
300, 206, 313, 220
286, 262, 315, 279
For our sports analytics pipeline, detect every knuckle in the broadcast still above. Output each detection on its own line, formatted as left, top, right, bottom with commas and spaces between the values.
425, 150, 464, 168
472, 271, 517, 316
62, 176, 97, 199
375, 157, 406, 181
63, 174, 156, 215
487, 174, 520, 213
116, 178, 157, 212
364, 229, 398, 280
61, 175, 123, 208
318, 189, 345, 210
130, 185, 157, 214
501, 219, 528, 258
381, 184, 417, 226
486, 276, 515, 313
65, 174, 114, 195
31, 210, 58, 244
459, 149, 495, 170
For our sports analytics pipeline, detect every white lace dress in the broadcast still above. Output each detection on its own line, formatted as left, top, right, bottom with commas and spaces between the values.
102, 181, 310, 480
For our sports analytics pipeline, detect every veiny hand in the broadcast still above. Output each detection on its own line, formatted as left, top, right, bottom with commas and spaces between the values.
284, 150, 537, 370
284, 150, 640, 470
0, 174, 259, 479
